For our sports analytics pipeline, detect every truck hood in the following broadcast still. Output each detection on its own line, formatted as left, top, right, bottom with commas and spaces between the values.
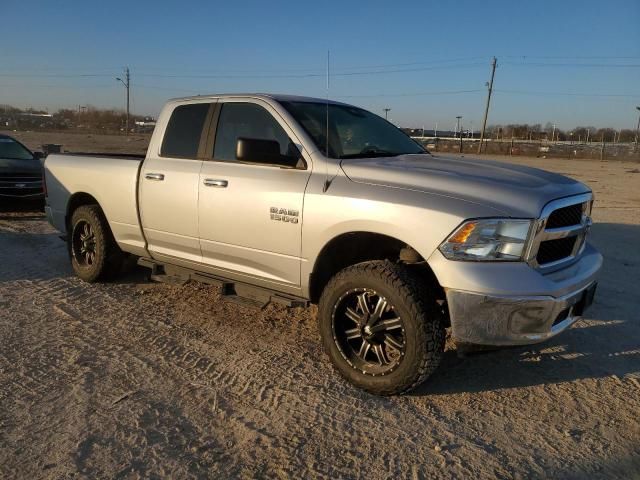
340, 154, 590, 218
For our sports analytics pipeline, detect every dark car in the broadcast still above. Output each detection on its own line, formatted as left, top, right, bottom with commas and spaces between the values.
0, 134, 44, 201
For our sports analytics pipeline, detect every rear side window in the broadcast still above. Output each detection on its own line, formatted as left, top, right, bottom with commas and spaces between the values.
161, 103, 210, 158
213, 103, 292, 161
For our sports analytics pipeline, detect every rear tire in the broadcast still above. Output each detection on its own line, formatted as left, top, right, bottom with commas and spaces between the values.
318, 260, 445, 395
69, 205, 124, 282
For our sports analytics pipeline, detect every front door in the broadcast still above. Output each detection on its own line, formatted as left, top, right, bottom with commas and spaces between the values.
198, 100, 311, 287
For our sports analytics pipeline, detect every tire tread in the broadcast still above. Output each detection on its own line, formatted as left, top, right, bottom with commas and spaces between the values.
319, 260, 445, 395
70, 204, 123, 282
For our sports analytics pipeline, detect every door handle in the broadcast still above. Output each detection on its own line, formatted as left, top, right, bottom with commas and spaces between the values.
145, 173, 165, 181
203, 179, 228, 188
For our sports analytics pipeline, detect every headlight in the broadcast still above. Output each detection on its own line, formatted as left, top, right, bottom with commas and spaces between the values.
439, 219, 532, 261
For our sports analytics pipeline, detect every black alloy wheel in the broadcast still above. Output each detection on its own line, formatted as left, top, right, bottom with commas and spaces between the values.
69, 204, 124, 282
332, 288, 406, 376
318, 260, 445, 395
72, 220, 97, 267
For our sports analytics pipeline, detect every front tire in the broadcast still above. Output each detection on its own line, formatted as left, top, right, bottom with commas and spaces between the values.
318, 260, 445, 395
69, 205, 123, 282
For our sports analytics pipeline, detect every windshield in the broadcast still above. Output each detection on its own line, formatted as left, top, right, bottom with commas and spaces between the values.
280, 101, 425, 159
0, 137, 34, 160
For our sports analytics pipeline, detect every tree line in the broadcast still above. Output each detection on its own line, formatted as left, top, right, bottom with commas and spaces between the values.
485, 122, 636, 143
1, 104, 636, 142
0, 104, 151, 133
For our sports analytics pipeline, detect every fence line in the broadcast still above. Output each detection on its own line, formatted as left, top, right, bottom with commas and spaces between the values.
413, 137, 640, 161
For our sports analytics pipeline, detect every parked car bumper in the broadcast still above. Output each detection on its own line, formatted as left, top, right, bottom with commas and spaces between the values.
429, 243, 603, 346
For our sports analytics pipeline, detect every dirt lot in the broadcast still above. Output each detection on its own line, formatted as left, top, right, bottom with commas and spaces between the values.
1, 145, 639, 479
2, 130, 151, 155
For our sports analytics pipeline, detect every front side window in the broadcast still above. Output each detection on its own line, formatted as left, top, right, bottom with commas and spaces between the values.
280, 101, 425, 159
213, 103, 293, 162
161, 103, 210, 158
0, 137, 33, 160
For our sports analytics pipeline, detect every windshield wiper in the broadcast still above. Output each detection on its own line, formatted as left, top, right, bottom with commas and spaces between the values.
339, 151, 400, 159
338, 151, 430, 159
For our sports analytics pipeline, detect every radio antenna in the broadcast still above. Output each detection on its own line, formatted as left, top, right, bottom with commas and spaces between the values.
323, 49, 331, 192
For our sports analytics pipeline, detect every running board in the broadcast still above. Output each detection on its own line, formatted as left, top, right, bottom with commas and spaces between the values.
137, 257, 308, 309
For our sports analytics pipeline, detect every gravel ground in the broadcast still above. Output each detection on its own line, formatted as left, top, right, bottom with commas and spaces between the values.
1, 130, 151, 155
1, 151, 639, 479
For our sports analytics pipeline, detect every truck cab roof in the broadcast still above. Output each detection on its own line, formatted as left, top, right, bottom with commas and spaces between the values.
166, 93, 351, 106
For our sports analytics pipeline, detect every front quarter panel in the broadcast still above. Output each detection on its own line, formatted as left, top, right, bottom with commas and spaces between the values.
300, 167, 503, 295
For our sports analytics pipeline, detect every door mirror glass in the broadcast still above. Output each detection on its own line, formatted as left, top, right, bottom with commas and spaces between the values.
236, 137, 301, 168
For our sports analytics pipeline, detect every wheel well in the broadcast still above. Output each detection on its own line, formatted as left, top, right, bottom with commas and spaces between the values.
66, 192, 100, 230
308, 232, 444, 305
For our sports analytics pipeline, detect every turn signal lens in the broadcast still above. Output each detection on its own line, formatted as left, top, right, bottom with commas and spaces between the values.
448, 221, 477, 243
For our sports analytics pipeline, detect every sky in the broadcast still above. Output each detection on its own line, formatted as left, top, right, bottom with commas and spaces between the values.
1, 0, 639, 130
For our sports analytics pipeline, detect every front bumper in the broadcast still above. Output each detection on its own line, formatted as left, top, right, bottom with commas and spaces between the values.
446, 281, 597, 345
429, 243, 603, 346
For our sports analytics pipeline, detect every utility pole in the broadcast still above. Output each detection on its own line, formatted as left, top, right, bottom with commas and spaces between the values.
434, 122, 438, 137
551, 123, 557, 143
477, 56, 497, 154
383, 108, 391, 120
116, 67, 131, 135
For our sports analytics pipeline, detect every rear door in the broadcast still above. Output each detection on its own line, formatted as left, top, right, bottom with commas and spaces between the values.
197, 100, 311, 287
139, 101, 215, 263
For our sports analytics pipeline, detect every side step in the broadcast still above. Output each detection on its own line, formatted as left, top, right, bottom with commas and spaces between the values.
137, 257, 308, 309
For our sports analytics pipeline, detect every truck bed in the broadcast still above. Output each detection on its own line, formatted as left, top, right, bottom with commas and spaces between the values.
44, 153, 148, 257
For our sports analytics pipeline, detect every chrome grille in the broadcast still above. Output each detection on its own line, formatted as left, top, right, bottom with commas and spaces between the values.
0, 173, 43, 197
527, 193, 592, 271
0, 174, 41, 181
546, 204, 583, 229
536, 236, 578, 264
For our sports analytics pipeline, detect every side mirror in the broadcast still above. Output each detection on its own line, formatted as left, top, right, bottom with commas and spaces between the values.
32, 151, 44, 160
236, 137, 280, 163
236, 137, 301, 168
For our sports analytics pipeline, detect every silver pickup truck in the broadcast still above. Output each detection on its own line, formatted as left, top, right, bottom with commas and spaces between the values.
44, 94, 602, 395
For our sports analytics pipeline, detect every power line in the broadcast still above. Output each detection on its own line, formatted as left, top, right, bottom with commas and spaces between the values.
0, 62, 487, 80
335, 89, 483, 98
131, 83, 202, 94
0, 56, 490, 76
0, 83, 116, 89
502, 55, 640, 60
0, 73, 113, 78
133, 63, 488, 79
2, 59, 637, 81
495, 89, 640, 98
328, 56, 490, 70
502, 61, 640, 68
3, 82, 635, 100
